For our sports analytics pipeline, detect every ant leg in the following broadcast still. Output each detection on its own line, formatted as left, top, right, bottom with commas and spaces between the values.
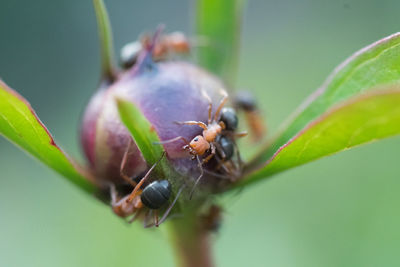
203, 168, 231, 179
128, 209, 142, 224
126, 152, 165, 203
202, 143, 216, 164
214, 141, 226, 159
174, 120, 208, 130
154, 210, 159, 227
235, 131, 248, 138
202, 153, 215, 164
148, 25, 165, 52
156, 184, 186, 227
110, 185, 135, 218
214, 154, 231, 175
119, 139, 137, 187
200, 88, 213, 124
189, 155, 205, 199
232, 141, 244, 172
143, 210, 154, 228
201, 148, 232, 179
109, 183, 118, 206
154, 136, 189, 145
214, 93, 228, 121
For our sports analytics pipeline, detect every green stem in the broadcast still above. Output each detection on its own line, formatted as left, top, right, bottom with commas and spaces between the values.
93, 0, 116, 82
168, 210, 214, 267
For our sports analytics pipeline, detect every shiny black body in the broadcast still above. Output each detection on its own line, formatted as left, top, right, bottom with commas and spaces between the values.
216, 135, 234, 160
234, 91, 256, 111
140, 180, 171, 209
219, 107, 238, 131
120, 41, 142, 69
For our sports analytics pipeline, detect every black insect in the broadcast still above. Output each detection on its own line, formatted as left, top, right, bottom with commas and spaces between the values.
201, 205, 222, 232
111, 148, 184, 227
234, 91, 257, 112
219, 107, 238, 131
233, 91, 266, 142
140, 180, 172, 209
216, 135, 235, 160
120, 31, 190, 69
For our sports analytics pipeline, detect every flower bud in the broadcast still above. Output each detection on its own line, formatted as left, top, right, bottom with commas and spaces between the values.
81, 59, 229, 189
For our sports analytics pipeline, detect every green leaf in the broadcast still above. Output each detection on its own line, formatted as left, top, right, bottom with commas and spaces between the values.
196, 0, 245, 86
116, 98, 167, 174
93, 0, 116, 82
247, 32, 400, 172
240, 88, 400, 187
0, 80, 97, 194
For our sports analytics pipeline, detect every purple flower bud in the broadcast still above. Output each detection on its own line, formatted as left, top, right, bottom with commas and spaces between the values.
81, 59, 229, 187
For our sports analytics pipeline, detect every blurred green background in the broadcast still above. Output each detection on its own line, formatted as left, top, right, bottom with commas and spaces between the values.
1, 0, 400, 266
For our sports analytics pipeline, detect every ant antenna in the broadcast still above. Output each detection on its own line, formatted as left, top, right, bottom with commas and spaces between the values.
203, 168, 231, 180
119, 139, 137, 187
126, 151, 166, 203
200, 88, 213, 124
214, 93, 228, 121
232, 140, 244, 171
130, 24, 165, 75
188, 35, 211, 48
156, 184, 186, 227
189, 155, 205, 199
153, 136, 189, 145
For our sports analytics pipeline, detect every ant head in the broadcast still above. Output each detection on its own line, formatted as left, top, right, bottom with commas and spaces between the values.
167, 32, 190, 53
234, 91, 256, 111
189, 135, 210, 156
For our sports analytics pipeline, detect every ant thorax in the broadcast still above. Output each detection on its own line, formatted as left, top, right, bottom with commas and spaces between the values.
112, 193, 143, 218
203, 122, 223, 143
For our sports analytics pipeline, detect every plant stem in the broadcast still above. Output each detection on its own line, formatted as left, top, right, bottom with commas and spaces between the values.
93, 0, 116, 82
168, 211, 214, 267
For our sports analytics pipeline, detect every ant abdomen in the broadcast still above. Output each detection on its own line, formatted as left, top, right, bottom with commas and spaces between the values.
216, 135, 234, 160
219, 107, 238, 131
141, 180, 172, 209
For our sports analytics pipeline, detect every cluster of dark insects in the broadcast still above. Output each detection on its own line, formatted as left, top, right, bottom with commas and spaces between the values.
108, 29, 265, 228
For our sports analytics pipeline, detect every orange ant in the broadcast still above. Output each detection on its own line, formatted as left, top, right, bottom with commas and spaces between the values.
157, 89, 247, 196
234, 91, 266, 142
148, 31, 190, 60
201, 204, 223, 232
120, 31, 190, 69
110, 141, 184, 227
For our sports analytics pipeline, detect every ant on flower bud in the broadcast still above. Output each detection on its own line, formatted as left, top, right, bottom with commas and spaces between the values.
110, 145, 184, 227
120, 31, 190, 69
234, 91, 267, 142
157, 89, 247, 197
